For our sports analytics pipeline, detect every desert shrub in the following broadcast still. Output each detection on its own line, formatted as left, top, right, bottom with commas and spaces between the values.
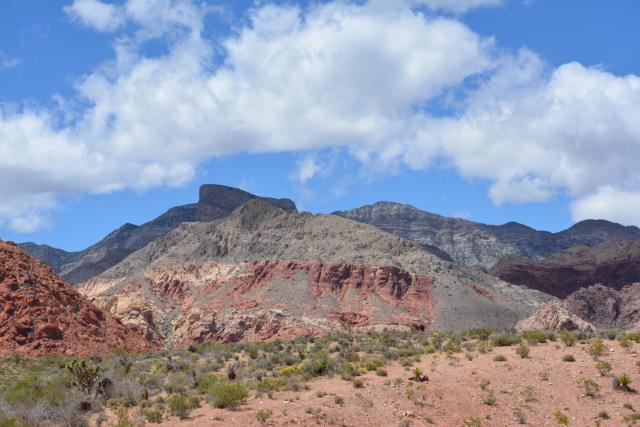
483, 393, 497, 406
627, 332, 640, 343
113, 407, 135, 427
479, 379, 490, 391
376, 368, 388, 377
361, 355, 385, 371
352, 379, 364, 388
596, 361, 612, 376
256, 409, 272, 422
578, 378, 600, 397
303, 352, 333, 377
513, 407, 526, 424
334, 395, 345, 406
207, 381, 248, 409
588, 340, 605, 359
521, 330, 550, 345
613, 374, 633, 392
617, 334, 632, 350
490, 333, 520, 347
560, 332, 577, 347
466, 326, 496, 341
554, 410, 569, 425
66, 359, 100, 394
168, 394, 199, 419
600, 329, 618, 340
142, 409, 163, 423
424, 344, 436, 354
476, 340, 491, 354
493, 354, 507, 362
562, 354, 575, 362
195, 374, 219, 394
516, 343, 529, 358
164, 372, 192, 394
598, 410, 609, 419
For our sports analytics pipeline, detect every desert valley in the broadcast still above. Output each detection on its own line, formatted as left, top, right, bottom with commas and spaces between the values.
0, 185, 639, 426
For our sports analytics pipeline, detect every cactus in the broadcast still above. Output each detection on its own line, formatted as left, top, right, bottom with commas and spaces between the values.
67, 359, 100, 394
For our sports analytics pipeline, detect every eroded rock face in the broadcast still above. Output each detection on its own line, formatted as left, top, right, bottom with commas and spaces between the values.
491, 240, 640, 298
80, 260, 435, 348
564, 283, 640, 330
0, 241, 158, 357
516, 301, 597, 333
517, 283, 640, 332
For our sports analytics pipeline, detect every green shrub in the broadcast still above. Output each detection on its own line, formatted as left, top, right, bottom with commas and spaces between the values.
424, 344, 436, 354
490, 333, 520, 347
483, 393, 497, 406
168, 394, 199, 419
195, 374, 219, 394
256, 409, 273, 422
596, 361, 612, 376
516, 343, 529, 358
376, 368, 388, 377
578, 378, 600, 397
142, 409, 163, 423
588, 340, 605, 359
164, 372, 192, 394
521, 330, 549, 345
554, 410, 569, 425
334, 395, 345, 406
352, 379, 364, 388
207, 381, 249, 408
562, 354, 575, 362
613, 374, 633, 392
114, 407, 135, 427
560, 332, 577, 347
493, 354, 507, 362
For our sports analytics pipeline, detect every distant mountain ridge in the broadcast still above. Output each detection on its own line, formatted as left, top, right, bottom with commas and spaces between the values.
334, 202, 640, 271
19, 185, 297, 283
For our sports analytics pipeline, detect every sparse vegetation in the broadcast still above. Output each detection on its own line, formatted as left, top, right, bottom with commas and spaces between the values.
516, 343, 530, 358
493, 354, 507, 362
562, 354, 575, 362
596, 361, 613, 376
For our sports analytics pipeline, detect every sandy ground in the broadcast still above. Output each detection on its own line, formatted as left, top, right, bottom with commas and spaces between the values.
102, 341, 640, 427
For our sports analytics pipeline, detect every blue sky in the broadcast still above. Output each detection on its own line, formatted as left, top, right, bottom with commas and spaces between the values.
1, 0, 639, 251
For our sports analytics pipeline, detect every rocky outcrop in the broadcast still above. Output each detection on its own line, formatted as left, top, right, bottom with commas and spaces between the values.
335, 202, 640, 271
490, 240, 640, 298
0, 241, 158, 357
516, 301, 597, 333
80, 260, 435, 348
517, 283, 640, 332
81, 199, 552, 342
563, 283, 640, 330
20, 184, 297, 284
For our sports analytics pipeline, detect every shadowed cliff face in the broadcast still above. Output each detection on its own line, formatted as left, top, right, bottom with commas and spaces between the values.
0, 241, 158, 357
490, 240, 640, 298
335, 202, 640, 271
19, 185, 297, 284
80, 260, 435, 348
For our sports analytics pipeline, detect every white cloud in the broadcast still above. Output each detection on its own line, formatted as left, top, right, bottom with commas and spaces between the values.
292, 156, 321, 184
412, 0, 503, 14
0, 52, 21, 69
571, 187, 640, 226
3, 0, 640, 231
64, 0, 127, 32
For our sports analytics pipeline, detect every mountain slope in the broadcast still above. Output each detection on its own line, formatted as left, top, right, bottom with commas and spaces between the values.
490, 240, 640, 298
0, 241, 157, 356
334, 202, 640, 271
79, 200, 552, 347
20, 185, 297, 284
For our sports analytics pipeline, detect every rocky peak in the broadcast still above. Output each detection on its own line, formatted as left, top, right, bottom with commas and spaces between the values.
197, 184, 296, 222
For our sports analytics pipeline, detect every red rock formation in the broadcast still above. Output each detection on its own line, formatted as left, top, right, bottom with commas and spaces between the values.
0, 241, 158, 357
81, 260, 435, 348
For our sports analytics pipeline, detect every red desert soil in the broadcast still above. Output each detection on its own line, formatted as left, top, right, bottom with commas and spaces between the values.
0, 241, 157, 356
96, 341, 640, 426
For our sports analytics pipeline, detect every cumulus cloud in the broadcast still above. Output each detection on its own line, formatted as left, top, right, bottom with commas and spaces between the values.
2, 0, 640, 231
64, 0, 126, 32
571, 187, 640, 226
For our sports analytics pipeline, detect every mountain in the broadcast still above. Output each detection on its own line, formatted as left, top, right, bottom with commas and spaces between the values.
490, 240, 640, 298
78, 200, 552, 347
0, 241, 157, 356
19, 185, 297, 284
334, 202, 640, 271
518, 283, 640, 332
